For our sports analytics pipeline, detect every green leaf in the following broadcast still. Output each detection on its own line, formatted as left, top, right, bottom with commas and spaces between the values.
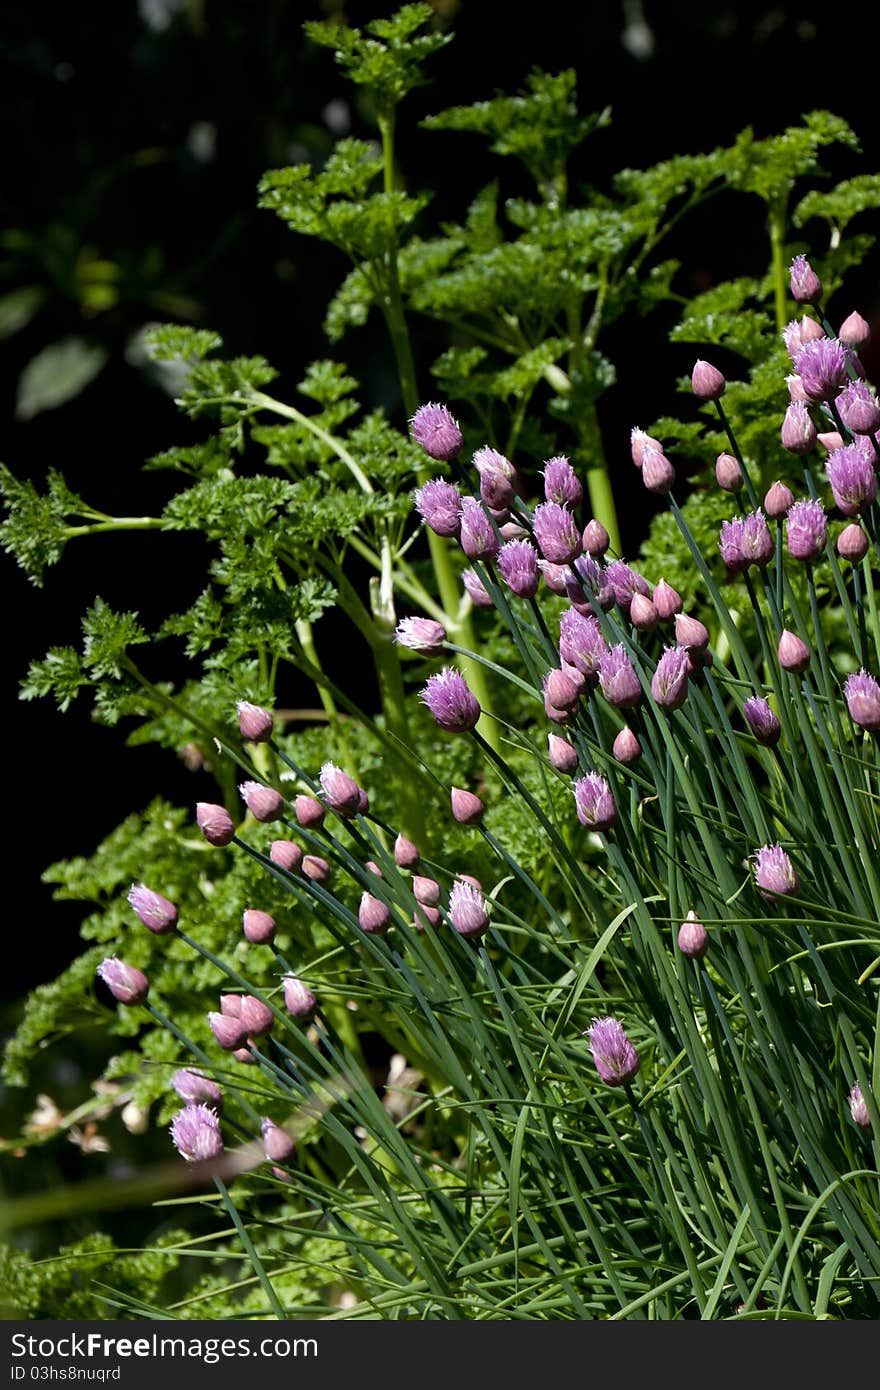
794, 175, 880, 232
304, 4, 450, 111
15, 338, 108, 420
0, 285, 46, 339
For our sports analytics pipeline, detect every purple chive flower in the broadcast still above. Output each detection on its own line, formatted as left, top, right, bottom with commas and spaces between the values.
302, 854, 330, 883
359, 891, 391, 934
839, 311, 871, 349
790, 254, 822, 305
565, 553, 613, 611
740, 510, 774, 565
826, 443, 879, 516
605, 560, 651, 612
837, 523, 869, 562
544, 667, 581, 711
208, 1012, 248, 1051
394, 834, 420, 868
677, 911, 709, 961
462, 568, 493, 608
598, 645, 642, 709
548, 733, 578, 773
170, 1104, 224, 1163
237, 700, 273, 742
836, 380, 880, 435
794, 338, 848, 402
261, 1117, 295, 1163
459, 496, 500, 561
474, 445, 515, 479
612, 727, 642, 764
239, 781, 284, 822
718, 517, 747, 573
764, 481, 794, 519
785, 498, 827, 562
294, 795, 324, 829
128, 883, 178, 935
409, 402, 463, 461
97, 957, 149, 1006
715, 452, 744, 491
586, 1017, 640, 1087
780, 401, 817, 455
653, 579, 682, 620
319, 761, 362, 816
641, 444, 676, 494
691, 359, 726, 400
630, 427, 662, 468
479, 464, 514, 511
538, 560, 569, 595
819, 430, 845, 452
448, 880, 489, 938
629, 593, 659, 631
743, 696, 781, 746
173, 1069, 223, 1110
451, 787, 485, 824
783, 316, 825, 360
582, 519, 610, 556
849, 1082, 871, 1129
497, 538, 539, 598
242, 909, 277, 945
532, 501, 582, 565
753, 843, 799, 898
420, 667, 481, 732
559, 608, 608, 679
542, 455, 583, 507
573, 774, 617, 833
651, 646, 690, 709
394, 616, 447, 656
786, 373, 809, 403
196, 802, 235, 847
778, 629, 810, 674
844, 670, 880, 730
414, 479, 462, 537
674, 613, 710, 652
283, 976, 317, 1021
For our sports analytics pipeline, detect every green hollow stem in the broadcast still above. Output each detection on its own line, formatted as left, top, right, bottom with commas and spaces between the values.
578, 397, 622, 556
768, 202, 790, 335
371, 619, 427, 845
213, 1177, 287, 1319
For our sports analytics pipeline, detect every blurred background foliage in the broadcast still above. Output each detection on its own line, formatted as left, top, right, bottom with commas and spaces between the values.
5, 0, 880, 1300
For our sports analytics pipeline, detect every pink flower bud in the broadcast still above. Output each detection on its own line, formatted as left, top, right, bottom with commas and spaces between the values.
97, 957, 149, 1006
451, 787, 485, 824
283, 977, 317, 1021
790, 255, 822, 305
641, 445, 675, 494
848, 1082, 871, 1129
715, 453, 743, 491
542, 456, 583, 507
172, 1068, 223, 1110
612, 726, 642, 764
651, 646, 690, 709
652, 579, 682, 620
261, 1117, 295, 1163
778, 630, 810, 673
743, 696, 781, 746
294, 795, 325, 828
459, 496, 500, 562
837, 523, 869, 562
448, 880, 490, 938
836, 380, 880, 436
480, 466, 514, 511
319, 761, 361, 816
691, 359, 726, 400
844, 670, 880, 731
818, 431, 845, 452
780, 402, 816, 456
573, 774, 617, 832
674, 613, 710, 652
270, 840, 303, 872
394, 834, 419, 869
582, 519, 610, 556
548, 733, 578, 773
243, 909, 276, 945
598, 645, 642, 710
302, 855, 330, 883
236, 700, 273, 742
838, 311, 871, 349
394, 616, 447, 657
239, 996, 274, 1037
462, 568, 493, 608
208, 1012, 249, 1051
219, 994, 242, 1017
409, 403, 463, 462
629, 593, 659, 631
630, 428, 661, 468
537, 560, 569, 596
234, 1047, 257, 1065
358, 891, 391, 934
414, 479, 462, 536
677, 911, 708, 960
127, 883, 178, 935
413, 903, 441, 931
544, 667, 580, 711
763, 481, 794, 519
365, 860, 383, 878
413, 875, 440, 907
786, 373, 809, 402
196, 802, 235, 847
239, 781, 284, 822
586, 1016, 639, 1086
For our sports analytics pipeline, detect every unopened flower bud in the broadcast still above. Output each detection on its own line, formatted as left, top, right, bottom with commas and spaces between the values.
630, 593, 659, 630
394, 616, 447, 656
414, 478, 462, 536
270, 841, 302, 873
778, 629, 810, 673
785, 498, 827, 562
836, 380, 880, 436
302, 855, 330, 883
651, 646, 690, 709
837, 522, 869, 562
409, 403, 463, 461
480, 466, 514, 511
677, 911, 708, 960
358, 891, 391, 934
838, 311, 871, 349
208, 1012, 248, 1051
612, 726, 642, 764
780, 402, 816, 455
451, 787, 485, 824
790, 254, 822, 305
642, 445, 675, 494
818, 431, 845, 452
652, 579, 682, 620
542, 456, 583, 507
237, 700, 273, 742
691, 359, 726, 400
394, 834, 419, 869
582, 519, 610, 556
586, 1016, 640, 1087
548, 734, 578, 773
319, 761, 361, 816
763, 481, 794, 519
261, 1116, 295, 1163
239, 996, 273, 1037
715, 453, 743, 491
538, 560, 569, 596
573, 774, 617, 832
219, 994, 242, 1017
97, 957, 149, 1006
448, 880, 490, 938
849, 1082, 871, 1128
630, 428, 662, 468
283, 977, 317, 1021
462, 568, 493, 608
544, 667, 580, 711
196, 802, 235, 847
239, 781, 284, 822
459, 496, 500, 562
598, 645, 642, 710
173, 1068, 223, 1111
743, 695, 780, 746
674, 613, 709, 652
844, 670, 880, 730
413, 875, 440, 907
234, 1047, 257, 1065
413, 903, 441, 931
128, 883, 178, 935
243, 909, 276, 945
294, 795, 324, 829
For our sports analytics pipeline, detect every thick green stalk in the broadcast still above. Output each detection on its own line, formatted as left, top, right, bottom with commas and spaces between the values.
768, 199, 789, 334
577, 396, 622, 555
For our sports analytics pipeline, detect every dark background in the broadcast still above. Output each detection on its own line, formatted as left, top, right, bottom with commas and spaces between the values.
4, 0, 880, 1012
